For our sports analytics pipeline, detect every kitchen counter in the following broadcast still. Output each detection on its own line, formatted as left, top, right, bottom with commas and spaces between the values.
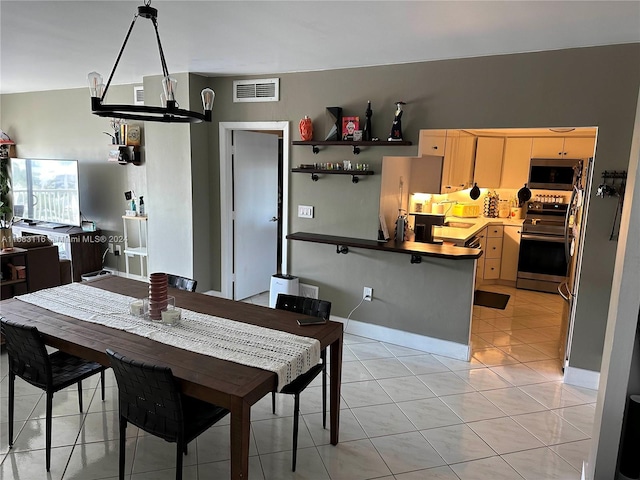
434, 216, 525, 245
287, 232, 482, 260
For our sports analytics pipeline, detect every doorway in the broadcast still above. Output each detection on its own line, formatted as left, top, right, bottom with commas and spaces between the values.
219, 122, 290, 300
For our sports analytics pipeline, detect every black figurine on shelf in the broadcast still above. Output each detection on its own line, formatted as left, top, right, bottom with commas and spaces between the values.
388, 101, 406, 141
363, 101, 373, 141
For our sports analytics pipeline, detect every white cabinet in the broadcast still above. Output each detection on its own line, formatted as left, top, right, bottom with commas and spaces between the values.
475, 225, 504, 283
409, 156, 443, 194
501, 137, 533, 189
531, 136, 595, 158
500, 225, 522, 282
122, 215, 148, 280
442, 131, 476, 193
418, 129, 447, 156
474, 137, 505, 188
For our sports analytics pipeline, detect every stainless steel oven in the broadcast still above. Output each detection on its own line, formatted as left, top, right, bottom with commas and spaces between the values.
517, 201, 569, 293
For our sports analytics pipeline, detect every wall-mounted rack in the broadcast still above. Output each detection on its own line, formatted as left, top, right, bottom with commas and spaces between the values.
291, 168, 374, 184
292, 140, 412, 155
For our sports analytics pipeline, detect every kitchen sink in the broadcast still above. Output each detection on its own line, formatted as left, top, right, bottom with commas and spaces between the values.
442, 221, 475, 229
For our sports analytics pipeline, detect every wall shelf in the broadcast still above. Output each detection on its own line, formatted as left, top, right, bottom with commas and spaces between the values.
291, 168, 374, 183
292, 140, 412, 155
108, 145, 142, 166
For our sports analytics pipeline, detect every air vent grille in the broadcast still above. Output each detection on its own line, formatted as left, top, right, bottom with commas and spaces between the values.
133, 86, 144, 105
233, 78, 279, 103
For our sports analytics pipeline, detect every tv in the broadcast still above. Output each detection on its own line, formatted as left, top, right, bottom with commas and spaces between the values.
11, 158, 81, 227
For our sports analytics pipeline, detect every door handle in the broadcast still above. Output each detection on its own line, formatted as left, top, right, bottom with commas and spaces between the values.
270, 216, 278, 222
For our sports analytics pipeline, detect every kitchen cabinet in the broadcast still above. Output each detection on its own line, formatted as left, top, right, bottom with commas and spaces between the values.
418, 130, 446, 156
474, 225, 504, 283
473, 137, 504, 188
531, 136, 595, 158
442, 131, 476, 193
500, 225, 521, 282
409, 156, 443, 194
501, 137, 533, 189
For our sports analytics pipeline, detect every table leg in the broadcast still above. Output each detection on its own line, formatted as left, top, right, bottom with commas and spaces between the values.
230, 399, 251, 480
329, 335, 343, 445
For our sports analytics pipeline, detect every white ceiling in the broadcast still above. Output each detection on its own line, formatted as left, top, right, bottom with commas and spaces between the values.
1, 1, 639, 95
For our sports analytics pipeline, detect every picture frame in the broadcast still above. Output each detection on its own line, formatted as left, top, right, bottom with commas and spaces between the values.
342, 116, 359, 140
353, 130, 363, 141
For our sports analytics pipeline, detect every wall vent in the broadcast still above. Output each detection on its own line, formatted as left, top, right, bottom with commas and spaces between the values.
299, 283, 319, 299
133, 86, 144, 105
233, 78, 279, 103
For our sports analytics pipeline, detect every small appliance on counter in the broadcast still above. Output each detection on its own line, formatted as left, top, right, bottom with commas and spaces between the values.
452, 203, 480, 218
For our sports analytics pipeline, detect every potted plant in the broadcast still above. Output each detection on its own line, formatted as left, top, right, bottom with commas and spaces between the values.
0, 156, 14, 251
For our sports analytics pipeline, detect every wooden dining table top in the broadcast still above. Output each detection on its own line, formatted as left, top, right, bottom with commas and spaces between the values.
0, 275, 343, 408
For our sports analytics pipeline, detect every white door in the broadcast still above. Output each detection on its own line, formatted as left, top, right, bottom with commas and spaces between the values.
233, 130, 279, 300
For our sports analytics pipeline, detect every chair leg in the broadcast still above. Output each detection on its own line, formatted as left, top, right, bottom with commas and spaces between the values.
119, 416, 127, 480
321, 349, 327, 429
77, 380, 83, 412
176, 440, 184, 480
292, 393, 300, 472
272, 391, 276, 414
101, 370, 105, 401
8, 372, 15, 447
46, 392, 53, 472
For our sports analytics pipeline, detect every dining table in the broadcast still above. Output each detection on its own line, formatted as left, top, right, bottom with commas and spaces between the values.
0, 276, 343, 479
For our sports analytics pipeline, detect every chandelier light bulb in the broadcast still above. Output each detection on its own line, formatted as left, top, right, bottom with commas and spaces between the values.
162, 76, 177, 102
201, 88, 215, 111
87, 72, 103, 98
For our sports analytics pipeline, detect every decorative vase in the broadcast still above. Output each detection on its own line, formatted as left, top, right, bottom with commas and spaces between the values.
1, 227, 13, 252
299, 116, 313, 141
148, 272, 168, 320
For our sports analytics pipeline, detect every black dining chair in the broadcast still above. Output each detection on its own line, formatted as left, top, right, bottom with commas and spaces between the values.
273, 293, 331, 471
106, 349, 229, 480
0, 318, 106, 472
167, 274, 197, 292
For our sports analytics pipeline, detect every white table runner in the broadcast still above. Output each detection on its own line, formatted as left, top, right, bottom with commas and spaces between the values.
16, 283, 320, 391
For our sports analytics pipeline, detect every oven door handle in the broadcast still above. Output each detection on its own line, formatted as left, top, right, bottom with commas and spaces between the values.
521, 234, 566, 243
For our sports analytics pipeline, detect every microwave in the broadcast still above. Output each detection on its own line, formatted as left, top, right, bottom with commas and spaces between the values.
528, 158, 580, 190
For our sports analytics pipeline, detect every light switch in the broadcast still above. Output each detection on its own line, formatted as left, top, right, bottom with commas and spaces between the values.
298, 205, 314, 218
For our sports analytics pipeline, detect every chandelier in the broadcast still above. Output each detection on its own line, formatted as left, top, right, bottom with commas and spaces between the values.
88, 1, 214, 123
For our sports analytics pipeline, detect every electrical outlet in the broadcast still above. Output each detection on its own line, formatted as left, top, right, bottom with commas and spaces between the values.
108, 243, 114, 254
363, 287, 373, 301
114, 245, 122, 256
298, 205, 314, 219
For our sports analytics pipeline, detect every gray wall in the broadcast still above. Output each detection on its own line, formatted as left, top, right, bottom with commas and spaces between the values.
0, 84, 141, 272
1, 43, 639, 371
206, 44, 640, 373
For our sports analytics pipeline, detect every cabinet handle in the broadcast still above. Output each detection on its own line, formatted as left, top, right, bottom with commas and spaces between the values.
432, 146, 438, 150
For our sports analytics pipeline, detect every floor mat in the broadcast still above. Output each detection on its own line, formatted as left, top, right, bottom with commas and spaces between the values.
474, 290, 510, 309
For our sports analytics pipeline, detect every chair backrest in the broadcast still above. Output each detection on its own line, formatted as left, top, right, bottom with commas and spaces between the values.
167, 274, 197, 292
0, 319, 52, 389
106, 349, 184, 442
275, 294, 332, 320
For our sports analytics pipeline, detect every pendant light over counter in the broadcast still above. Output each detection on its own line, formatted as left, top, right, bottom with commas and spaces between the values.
88, 1, 214, 123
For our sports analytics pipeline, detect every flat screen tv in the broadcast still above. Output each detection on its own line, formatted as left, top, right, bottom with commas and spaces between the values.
11, 158, 81, 227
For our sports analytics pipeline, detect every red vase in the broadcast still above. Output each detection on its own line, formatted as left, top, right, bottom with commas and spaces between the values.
148, 272, 168, 320
299, 116, 313, 141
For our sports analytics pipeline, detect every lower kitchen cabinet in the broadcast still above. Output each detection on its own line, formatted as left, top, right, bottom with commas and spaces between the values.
475, 225, 505, 284
500, 225, 522, 282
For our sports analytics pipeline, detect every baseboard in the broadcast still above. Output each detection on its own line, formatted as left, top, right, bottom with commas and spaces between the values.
564, 366, 600, 390
332, 315, 470, 361
203, 289, 225, 298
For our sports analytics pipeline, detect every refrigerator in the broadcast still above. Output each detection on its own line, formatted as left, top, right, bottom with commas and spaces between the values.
559, 158, 594, 368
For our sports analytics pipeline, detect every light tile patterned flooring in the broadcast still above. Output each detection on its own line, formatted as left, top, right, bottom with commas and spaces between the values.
0, 285, 596, 479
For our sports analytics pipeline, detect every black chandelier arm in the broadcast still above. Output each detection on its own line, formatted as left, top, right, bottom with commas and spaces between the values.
151, 16, 170, 79
91, 97, 211, 123
101, 12, 140, 102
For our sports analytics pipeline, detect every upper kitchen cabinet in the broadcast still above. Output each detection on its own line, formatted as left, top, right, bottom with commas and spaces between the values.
501, 137, 533, 189
473, 137, 505, 188
418, 130, 447, 156
442, 131, 476, 193
531, 136, 595, 158
409, 156, 443, 194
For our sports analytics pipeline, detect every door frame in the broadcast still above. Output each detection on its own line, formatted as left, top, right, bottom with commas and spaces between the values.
219, 121, 290, 299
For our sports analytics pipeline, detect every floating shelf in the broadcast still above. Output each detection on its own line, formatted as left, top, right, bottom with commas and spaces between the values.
291, 168, 374, 184
292, 140, 412, 155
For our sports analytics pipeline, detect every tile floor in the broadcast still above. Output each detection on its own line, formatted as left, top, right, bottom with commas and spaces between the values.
0, 285, 597, 479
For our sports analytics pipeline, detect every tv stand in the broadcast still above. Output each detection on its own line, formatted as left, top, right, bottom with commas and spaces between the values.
12, 222, 104, 282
